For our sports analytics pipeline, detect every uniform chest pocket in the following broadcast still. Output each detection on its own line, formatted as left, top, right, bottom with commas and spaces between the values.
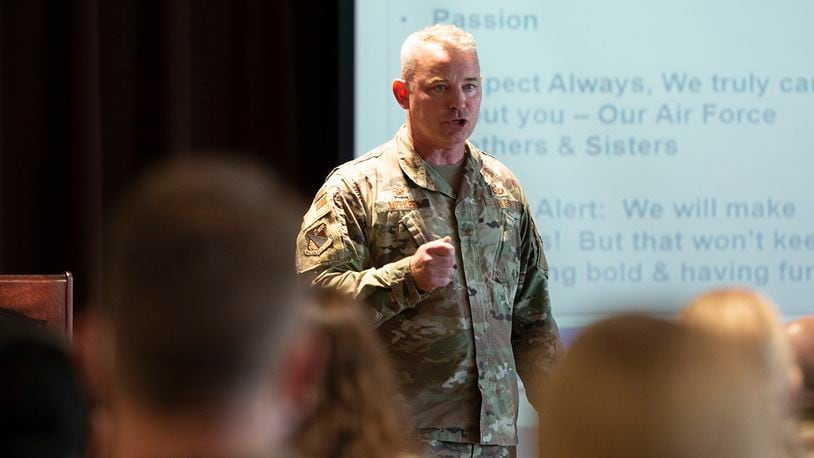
478, 201, 522, 287
370, 209, 429, 266
497, 208, 522, 287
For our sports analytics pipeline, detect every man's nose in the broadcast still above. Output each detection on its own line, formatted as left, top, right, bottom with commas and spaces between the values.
448, 88, 468, 110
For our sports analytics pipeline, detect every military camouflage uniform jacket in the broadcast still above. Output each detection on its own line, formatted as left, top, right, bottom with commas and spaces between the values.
296, 126, 562, 446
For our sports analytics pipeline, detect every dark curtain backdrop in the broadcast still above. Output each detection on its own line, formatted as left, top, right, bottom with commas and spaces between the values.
0, 0, 351, 309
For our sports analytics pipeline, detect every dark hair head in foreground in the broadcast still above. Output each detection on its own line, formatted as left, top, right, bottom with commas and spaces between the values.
104, 155, 302, 414
539, 314, 777, 458
292, 290, 419, 458
0, 320, 89, 458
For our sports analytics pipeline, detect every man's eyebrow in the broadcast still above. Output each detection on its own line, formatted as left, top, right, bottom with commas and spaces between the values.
424, 77, 480, 85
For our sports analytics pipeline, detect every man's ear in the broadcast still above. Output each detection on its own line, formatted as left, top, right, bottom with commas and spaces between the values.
392, 79, 410, 109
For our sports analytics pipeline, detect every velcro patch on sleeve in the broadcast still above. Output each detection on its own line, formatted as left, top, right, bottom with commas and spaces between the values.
303, 222, 333, 256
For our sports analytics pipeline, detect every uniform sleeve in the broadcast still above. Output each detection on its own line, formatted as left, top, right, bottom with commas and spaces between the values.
296, 177, 427, 327
510, 203, 564, 412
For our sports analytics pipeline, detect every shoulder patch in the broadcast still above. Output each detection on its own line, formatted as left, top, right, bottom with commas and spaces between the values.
303, 222, 333, 256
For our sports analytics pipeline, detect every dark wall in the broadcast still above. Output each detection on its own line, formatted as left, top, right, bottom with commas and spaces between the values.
0, 0, 351, 308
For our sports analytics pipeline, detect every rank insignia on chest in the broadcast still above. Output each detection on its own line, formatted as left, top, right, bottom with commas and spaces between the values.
303, 223, 332, 256
392, 184, 408, 198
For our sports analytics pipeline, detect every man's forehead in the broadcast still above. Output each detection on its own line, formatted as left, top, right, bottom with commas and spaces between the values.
412, 43, 480, 76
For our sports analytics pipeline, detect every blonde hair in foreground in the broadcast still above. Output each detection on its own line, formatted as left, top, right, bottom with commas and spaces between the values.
291, 291, 418, 458
678, 288, 795, 404
540, 314, 775, 458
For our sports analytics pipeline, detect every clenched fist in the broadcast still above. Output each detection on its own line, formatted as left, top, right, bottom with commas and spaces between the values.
410, 236, 456, 293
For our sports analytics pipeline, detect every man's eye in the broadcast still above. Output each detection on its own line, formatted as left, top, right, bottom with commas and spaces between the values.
432, 85, 447, 93
463, 84, 477, 92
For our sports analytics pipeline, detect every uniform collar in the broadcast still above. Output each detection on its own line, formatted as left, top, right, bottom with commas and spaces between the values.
394, 125, 483, 199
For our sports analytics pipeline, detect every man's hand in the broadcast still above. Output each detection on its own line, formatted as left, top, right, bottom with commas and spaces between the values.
410, 236, 456, 293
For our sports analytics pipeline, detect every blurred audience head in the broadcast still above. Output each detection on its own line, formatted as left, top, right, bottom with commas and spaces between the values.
539, 314, 775, 458
0, 318, 89, 458
678, 288, 796, 406
101, 155, 321, 456
292, 290, 419, 458
787, 316, 814, 411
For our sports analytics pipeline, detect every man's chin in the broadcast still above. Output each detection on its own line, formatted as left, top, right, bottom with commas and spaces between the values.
440, 126, 474, 143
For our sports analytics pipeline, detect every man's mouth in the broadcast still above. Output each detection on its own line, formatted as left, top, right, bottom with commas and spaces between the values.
449, 119, 468, 127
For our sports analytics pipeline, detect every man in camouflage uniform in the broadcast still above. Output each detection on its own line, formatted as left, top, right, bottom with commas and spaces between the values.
296, 24, 562, 457
787, 317, 814, 457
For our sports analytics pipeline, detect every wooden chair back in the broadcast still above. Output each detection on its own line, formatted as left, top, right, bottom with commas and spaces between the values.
0, 272, 73, 339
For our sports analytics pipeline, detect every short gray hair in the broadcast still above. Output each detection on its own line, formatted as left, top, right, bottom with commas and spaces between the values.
400, 24, 478, 85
